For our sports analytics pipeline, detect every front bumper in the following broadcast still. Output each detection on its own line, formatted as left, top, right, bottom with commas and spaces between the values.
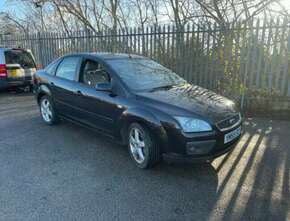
161, 123, 243, 163
163, 140, 239, 163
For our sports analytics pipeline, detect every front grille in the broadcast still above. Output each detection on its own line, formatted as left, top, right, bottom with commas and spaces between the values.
216, 113, 241, 131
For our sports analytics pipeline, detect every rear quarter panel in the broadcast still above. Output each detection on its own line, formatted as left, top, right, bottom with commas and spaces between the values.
34, 70, 53, 101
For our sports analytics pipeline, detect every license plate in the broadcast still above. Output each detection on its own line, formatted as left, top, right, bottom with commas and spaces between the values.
10, 69, 25, 78
224, 126, 241, 144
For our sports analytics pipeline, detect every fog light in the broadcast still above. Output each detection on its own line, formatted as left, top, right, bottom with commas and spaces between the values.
186, 140, 216, 155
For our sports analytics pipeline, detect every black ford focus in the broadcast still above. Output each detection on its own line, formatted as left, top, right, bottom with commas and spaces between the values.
34, 53, 242, 169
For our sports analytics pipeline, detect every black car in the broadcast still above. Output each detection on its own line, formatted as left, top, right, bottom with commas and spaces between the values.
34, 53, 242, 169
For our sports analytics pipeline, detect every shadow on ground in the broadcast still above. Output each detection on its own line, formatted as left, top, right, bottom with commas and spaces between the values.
210, 118, 290, 221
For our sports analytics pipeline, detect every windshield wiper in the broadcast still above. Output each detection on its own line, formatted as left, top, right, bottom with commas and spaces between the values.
149, 84, 177, 92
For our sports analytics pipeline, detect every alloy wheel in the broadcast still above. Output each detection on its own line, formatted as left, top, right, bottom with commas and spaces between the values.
129, 127, 147, 164
40, 98, 53, 123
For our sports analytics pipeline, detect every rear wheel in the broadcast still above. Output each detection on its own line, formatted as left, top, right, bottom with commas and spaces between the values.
40, 96, 59, 125
128, 123, 161, 169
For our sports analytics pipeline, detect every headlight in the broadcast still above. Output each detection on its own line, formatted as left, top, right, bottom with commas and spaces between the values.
174, 116, 212, 133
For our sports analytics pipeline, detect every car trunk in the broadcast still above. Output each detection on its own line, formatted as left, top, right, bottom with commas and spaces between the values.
4, 49, 36, 83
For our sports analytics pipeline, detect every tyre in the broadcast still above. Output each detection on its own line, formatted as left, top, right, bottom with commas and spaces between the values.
128, 122, 161, 169
39, 95, 59, 125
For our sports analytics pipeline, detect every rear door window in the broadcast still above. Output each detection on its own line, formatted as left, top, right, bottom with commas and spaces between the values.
55, 56, 81, 81
4, 50, 36, 69
45, 58, 61, 75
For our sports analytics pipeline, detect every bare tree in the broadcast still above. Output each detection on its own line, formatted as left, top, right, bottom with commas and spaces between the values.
1, 0, 287, 35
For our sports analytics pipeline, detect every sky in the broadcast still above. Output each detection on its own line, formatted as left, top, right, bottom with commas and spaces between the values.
0, 0, 290, 17
0, 0, 20, 13
0, 0, 27, 19
0, 1, 5, 11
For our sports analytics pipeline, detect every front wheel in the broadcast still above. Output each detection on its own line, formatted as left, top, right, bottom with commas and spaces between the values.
39, 95, 59, 125
128, 123, 161, 169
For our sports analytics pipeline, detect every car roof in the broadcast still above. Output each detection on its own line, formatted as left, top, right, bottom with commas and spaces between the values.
64, 52, 146, 60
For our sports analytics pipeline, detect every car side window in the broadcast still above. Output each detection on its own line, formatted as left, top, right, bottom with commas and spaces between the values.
80, 59, 110, 87
56, 57, 80, 81
45, 58, 60, 75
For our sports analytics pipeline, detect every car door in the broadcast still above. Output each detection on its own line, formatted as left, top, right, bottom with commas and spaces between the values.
71, 57, 124, 134
50, 56, 82, 120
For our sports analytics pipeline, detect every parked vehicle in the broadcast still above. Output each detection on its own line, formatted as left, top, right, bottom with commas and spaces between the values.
34, 53, 242, 169
0, 48, 37, 91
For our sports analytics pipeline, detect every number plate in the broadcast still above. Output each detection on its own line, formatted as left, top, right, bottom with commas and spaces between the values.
10, 69, 25, 78
224, 126, 241, 144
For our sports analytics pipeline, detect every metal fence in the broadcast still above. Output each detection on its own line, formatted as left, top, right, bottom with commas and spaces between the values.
1, 17, 290, 109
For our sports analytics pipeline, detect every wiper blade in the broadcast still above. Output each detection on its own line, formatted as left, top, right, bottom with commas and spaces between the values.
149, 84, 176, 92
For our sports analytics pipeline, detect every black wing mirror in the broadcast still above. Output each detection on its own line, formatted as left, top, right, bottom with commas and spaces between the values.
95, 82, 112, 92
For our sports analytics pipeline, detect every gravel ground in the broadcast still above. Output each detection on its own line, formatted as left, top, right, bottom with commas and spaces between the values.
0, 91, 289, 221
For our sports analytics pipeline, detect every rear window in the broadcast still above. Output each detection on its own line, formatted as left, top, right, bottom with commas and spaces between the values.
4, 50, 36, 68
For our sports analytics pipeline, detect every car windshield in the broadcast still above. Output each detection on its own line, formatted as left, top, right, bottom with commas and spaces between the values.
107, 58, 187, 91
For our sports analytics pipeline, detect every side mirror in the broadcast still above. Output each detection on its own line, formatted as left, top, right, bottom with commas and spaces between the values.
95, 82, 112, 92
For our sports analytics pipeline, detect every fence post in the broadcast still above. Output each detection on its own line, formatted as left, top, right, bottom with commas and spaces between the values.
37, 32, 44, 67
282, 32, 290, 96
0, 34, 3, 46
240, 20, 253, 110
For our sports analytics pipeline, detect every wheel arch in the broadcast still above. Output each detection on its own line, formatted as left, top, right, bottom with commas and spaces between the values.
36, 84, 52, 104
117, 107, 168, 152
